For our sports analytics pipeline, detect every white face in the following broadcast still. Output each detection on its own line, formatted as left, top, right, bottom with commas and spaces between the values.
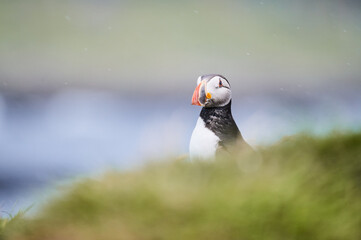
205, 76, 232, 107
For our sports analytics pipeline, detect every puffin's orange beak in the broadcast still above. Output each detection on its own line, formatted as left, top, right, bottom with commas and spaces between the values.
191, 82, 202, 106
191, 80, 208, 106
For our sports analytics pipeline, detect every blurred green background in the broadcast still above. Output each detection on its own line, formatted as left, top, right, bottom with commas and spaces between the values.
1, 0, 360, 93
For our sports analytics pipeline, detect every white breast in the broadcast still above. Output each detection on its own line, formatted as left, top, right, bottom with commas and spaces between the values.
189, 117, 220, 160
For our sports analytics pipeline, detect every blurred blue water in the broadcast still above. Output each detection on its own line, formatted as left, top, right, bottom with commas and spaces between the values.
0, 88, 360, 216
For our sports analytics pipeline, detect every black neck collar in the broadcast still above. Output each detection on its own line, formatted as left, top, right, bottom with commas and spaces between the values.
200, 100, 232, 119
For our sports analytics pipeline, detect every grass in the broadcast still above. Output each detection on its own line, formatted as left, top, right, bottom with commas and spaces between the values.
2, 132, 361, 240
0, 209, 29, 240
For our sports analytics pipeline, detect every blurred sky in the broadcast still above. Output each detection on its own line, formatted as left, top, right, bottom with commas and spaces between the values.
1, 0, 361, 215
0, 0, 360, 94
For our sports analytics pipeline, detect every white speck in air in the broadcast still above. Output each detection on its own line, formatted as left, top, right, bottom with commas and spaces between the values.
246, 52, 251, 56
193, 10, 199, 14
65, 16, 71, 21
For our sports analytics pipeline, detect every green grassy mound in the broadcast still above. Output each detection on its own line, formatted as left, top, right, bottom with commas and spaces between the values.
3, 133, 361, 240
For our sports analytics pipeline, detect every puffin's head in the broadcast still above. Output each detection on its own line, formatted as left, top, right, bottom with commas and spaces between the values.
191, 74, 231, 108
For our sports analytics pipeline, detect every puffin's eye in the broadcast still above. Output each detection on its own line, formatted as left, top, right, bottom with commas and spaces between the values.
219, 79, 223, 87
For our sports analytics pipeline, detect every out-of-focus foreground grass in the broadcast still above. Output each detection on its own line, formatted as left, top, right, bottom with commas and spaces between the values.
2, 132, 361, 240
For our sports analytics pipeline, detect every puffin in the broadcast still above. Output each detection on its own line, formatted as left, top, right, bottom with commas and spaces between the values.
189, 74, 250, 160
